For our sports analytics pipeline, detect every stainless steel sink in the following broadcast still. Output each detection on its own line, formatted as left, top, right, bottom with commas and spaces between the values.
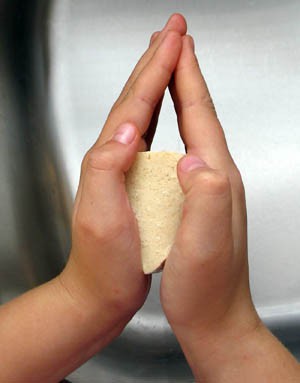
1, 1, 300, 382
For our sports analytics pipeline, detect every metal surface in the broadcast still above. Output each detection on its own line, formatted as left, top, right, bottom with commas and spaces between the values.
1, 0, 300, 381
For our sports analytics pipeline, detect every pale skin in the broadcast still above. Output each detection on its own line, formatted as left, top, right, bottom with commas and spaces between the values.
0, 13, 299, 382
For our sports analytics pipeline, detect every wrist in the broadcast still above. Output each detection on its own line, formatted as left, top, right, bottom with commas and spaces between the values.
56, 259, 133, 340
172, 305, 264, 379
174, 309, 300, 382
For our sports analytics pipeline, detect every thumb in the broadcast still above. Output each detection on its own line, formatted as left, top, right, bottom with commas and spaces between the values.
74, 122, 140, 236
174, 155, 233, 268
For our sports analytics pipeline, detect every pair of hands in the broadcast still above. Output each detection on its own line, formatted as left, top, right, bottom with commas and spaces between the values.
1, 14, 299, 383
59, 12, 259, 372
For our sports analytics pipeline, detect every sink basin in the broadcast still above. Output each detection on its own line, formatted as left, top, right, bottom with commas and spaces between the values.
1, 0, 300, 381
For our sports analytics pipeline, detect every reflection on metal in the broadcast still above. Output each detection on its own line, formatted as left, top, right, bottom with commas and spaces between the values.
0, 0, 71, 300
1, 0, 300, 382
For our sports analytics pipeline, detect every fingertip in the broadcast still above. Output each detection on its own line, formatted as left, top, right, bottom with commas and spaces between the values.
165, 13, 187, 35
149, 31, 160, 47
185, 34, 195, 52
175, 34, 197, 72
151, 14, 187, 48
181, 34, 195, 56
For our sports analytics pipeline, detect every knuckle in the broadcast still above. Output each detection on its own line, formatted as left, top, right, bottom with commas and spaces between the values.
193, 170, 231, 196
74, 214, 95, 239
192, 87, 216, 114
107, 287, 141, 317
84, 147, 115, 172
129, 86, 157, 110
199, 91, 216, 112
81, 151, 90, 173
75, 212, 127, 244
106, 290, 129, 314
175, 56, 216, 115
176, 90, 216, 116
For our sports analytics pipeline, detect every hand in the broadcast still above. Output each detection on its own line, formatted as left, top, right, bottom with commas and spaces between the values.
160, 33, 300, 382
59, 14, 187, 335
160, 32, 260, 370
0, 15, 189, 383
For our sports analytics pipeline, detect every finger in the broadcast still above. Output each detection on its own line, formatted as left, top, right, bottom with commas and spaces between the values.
177, 155, 246, 270
111, 14, 187, 114
149, 31, 160, 47
143, 95, 164, 149
97, 31, 183, 146
125, 31, 163, 152
75, 123, 140, 236
73, 17, 184, 244
169, 36, 247, 252
172, 155, 233, 269
163, 155, 236, 331
73, 122, 139, 222
169, 35, 233, 169
144, 31, 165, 150
170, 36, 247, 253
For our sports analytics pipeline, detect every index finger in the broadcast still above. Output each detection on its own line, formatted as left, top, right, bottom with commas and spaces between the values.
113, 14, 187, 111
170, 35, 247, 251
169, 35, 234, 169
96, 15, 186, 147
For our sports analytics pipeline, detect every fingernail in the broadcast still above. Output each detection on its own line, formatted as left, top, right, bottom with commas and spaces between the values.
180, 155, 207, 172
113, 123, 136, 145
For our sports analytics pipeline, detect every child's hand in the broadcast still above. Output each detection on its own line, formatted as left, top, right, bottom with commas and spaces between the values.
0, 15, 188, 383
160, 34, 300, 383
59, 15, 187, 334
161, 33, 257, 340
2, 14, 298, 383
